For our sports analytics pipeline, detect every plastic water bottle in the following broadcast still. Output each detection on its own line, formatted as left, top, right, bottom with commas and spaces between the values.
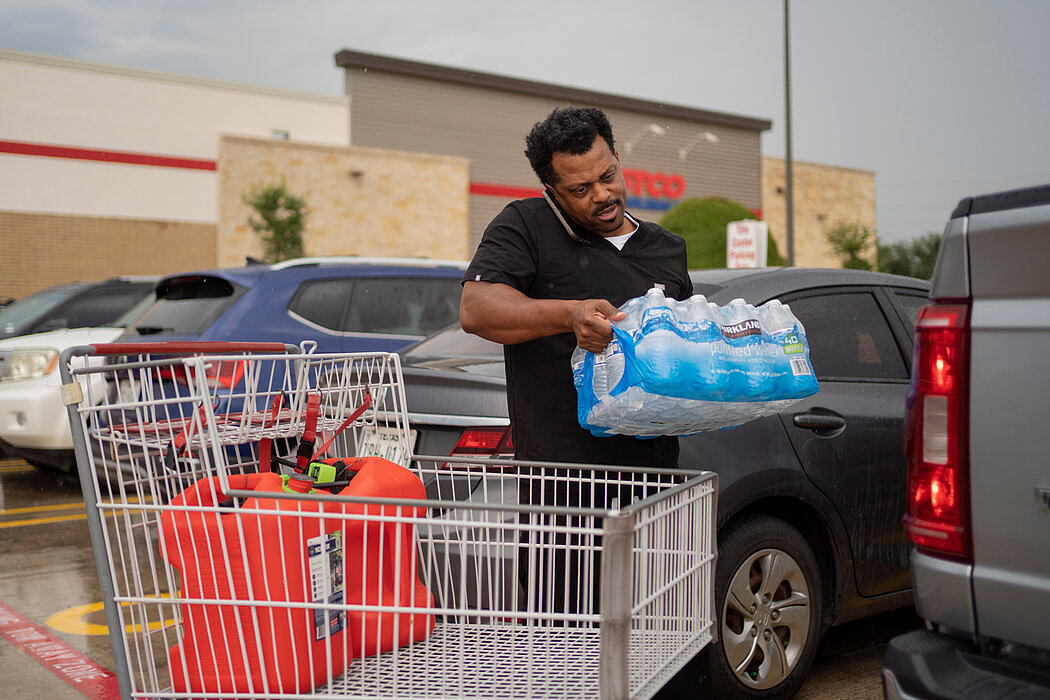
762, 300, 818, 398
634, 288, 686, 396
605, 337, 626, 393
718, 298, 775, 401
677, 295, 723, 399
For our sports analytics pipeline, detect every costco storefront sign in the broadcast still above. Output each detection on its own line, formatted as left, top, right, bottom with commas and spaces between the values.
623, 168, 686, 211
468, 169, 689, 212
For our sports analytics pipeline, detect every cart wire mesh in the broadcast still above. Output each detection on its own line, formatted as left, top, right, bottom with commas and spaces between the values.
61, 344, 716, 700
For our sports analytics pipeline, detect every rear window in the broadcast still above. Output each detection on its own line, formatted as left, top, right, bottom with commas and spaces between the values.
891, 289, 928, 332
126, 276, 240, 336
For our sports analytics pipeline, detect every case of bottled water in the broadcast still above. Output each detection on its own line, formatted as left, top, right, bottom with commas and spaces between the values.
572, 287, 819, 437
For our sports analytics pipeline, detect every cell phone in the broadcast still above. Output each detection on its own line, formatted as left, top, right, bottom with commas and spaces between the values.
542, 188, 588, 245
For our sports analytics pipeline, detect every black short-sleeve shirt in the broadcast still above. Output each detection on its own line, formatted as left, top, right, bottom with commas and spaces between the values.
464, 197, 693, 467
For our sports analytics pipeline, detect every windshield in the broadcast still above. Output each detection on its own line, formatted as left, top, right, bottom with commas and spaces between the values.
0, 284, 81, 336
402, 324, 502, 359
111, 292, 157, 327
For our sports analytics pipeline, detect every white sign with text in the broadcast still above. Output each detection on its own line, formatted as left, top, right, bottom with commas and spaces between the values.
727, 220, 768, 268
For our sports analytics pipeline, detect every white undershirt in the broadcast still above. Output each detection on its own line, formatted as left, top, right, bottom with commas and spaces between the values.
603, 213, 640, 250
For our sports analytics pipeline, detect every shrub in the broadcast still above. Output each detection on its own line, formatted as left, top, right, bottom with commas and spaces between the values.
243, 179, 308, 262
877, 232, 941, 279
659, 197, 785, 269
825, 221, 875, 270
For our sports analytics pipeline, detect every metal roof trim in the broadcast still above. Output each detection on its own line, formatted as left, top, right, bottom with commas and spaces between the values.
334, 49, 772, 133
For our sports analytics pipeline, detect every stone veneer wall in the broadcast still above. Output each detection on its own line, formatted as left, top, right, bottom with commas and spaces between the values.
762, 157, 877, 268
218, 135, 471, 267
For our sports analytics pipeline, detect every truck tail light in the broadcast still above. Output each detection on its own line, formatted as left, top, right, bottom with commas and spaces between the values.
443, 427, 514, 470
903, 303, 972, 560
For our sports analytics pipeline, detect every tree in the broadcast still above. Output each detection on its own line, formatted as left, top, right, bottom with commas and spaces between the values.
243, 179, 308, 262
825, 221, 875, 270
658, 197, 786, 269
877, 232, 941, 279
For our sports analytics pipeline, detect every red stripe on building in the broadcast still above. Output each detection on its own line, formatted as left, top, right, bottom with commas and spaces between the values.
0, 139, 216, 171
0, 142, 760, 218
469, 182, 539, 199
0, 601, 120, 699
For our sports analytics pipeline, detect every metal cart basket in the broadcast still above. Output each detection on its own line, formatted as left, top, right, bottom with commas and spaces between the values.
61, 342, 717, 700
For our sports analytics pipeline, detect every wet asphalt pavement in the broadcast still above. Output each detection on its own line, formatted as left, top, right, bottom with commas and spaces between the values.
0, 456, 918, 698
0, 458, 117, 699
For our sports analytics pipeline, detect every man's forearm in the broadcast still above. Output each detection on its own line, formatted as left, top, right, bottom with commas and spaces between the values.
460, 281, 624, 352
460, 281, 575, 344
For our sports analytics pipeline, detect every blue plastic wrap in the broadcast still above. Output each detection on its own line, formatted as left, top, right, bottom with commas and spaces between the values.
572, 288, 819, 436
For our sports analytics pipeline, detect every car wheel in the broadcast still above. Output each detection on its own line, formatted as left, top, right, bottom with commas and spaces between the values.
709, 514, 823, 699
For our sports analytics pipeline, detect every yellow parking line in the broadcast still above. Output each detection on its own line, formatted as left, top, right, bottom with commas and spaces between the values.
0, 463, 32, 474
47, 597, 176, 636
0, 513, 88, 529
1, 502, 85, 516
0, 496, 154, 528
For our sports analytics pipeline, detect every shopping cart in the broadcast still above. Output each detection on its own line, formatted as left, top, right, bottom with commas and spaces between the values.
61, 342, 717, 700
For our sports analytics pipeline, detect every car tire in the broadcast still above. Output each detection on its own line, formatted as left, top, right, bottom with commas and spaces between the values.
28, 455, 76, 475
708, 514, 823, 699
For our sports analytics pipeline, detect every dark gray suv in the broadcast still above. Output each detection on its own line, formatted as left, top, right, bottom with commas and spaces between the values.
882, 184, 1050, 698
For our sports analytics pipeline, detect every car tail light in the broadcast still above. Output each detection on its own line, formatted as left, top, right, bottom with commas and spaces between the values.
903, 303, 971, 560
153, 360, 245, 389
443, 427, 514, 470
200, 360, 246, 389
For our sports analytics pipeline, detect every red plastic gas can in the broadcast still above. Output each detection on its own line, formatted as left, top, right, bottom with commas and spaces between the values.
160, 459, 433, 696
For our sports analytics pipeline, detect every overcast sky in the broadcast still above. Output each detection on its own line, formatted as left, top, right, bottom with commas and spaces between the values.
3, 0, 1048, 242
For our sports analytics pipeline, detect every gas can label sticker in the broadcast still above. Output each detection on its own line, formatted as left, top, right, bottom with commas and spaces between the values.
307, 530, 346, 641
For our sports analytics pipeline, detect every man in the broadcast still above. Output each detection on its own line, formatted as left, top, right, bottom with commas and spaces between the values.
460, 107, 696, 628
460, 106, 693, 468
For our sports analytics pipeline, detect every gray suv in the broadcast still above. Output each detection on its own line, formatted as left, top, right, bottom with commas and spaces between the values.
882, 184, 1050, 698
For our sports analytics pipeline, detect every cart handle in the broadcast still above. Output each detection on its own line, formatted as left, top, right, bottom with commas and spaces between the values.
88, 341, 296, 355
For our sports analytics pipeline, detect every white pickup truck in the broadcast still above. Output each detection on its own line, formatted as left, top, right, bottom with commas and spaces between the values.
882, 183, 1050, 697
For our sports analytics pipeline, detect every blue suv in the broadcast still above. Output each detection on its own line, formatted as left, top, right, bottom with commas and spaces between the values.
116, 257, 467, 352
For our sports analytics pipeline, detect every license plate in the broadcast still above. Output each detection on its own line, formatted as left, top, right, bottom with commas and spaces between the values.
115, 377, 140, 403
357, 426, 416, 467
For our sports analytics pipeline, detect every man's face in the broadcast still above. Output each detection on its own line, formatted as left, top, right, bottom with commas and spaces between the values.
547, 136, 630, 237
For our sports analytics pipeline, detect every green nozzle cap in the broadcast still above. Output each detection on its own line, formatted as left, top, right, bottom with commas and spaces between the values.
307, 461, 338, 484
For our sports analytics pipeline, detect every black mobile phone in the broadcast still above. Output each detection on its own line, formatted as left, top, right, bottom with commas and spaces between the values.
542, 189, 588, 245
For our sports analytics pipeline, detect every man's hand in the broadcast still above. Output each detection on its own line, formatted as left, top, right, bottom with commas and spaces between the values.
570, 299, 626, 353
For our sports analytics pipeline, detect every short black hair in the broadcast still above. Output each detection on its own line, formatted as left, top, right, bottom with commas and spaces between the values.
524, 107, 616, 186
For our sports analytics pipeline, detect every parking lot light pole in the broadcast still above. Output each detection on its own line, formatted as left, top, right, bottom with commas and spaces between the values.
784, 0, 796, 267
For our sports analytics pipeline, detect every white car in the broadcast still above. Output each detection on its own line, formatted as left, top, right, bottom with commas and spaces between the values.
0, 295, 154, 472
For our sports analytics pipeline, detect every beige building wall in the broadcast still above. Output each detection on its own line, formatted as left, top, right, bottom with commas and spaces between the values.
0, 211, 215, 300
762, 157, 876, 268
217, 135, 471, 267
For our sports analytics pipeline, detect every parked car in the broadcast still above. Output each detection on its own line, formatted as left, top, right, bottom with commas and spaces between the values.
0, 293, 156, 472
81, 257, 466, 480
0, 277, 156, 340
881, 184, 1050, 698
397, 266, 928, 698
114, 257, 467, 352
